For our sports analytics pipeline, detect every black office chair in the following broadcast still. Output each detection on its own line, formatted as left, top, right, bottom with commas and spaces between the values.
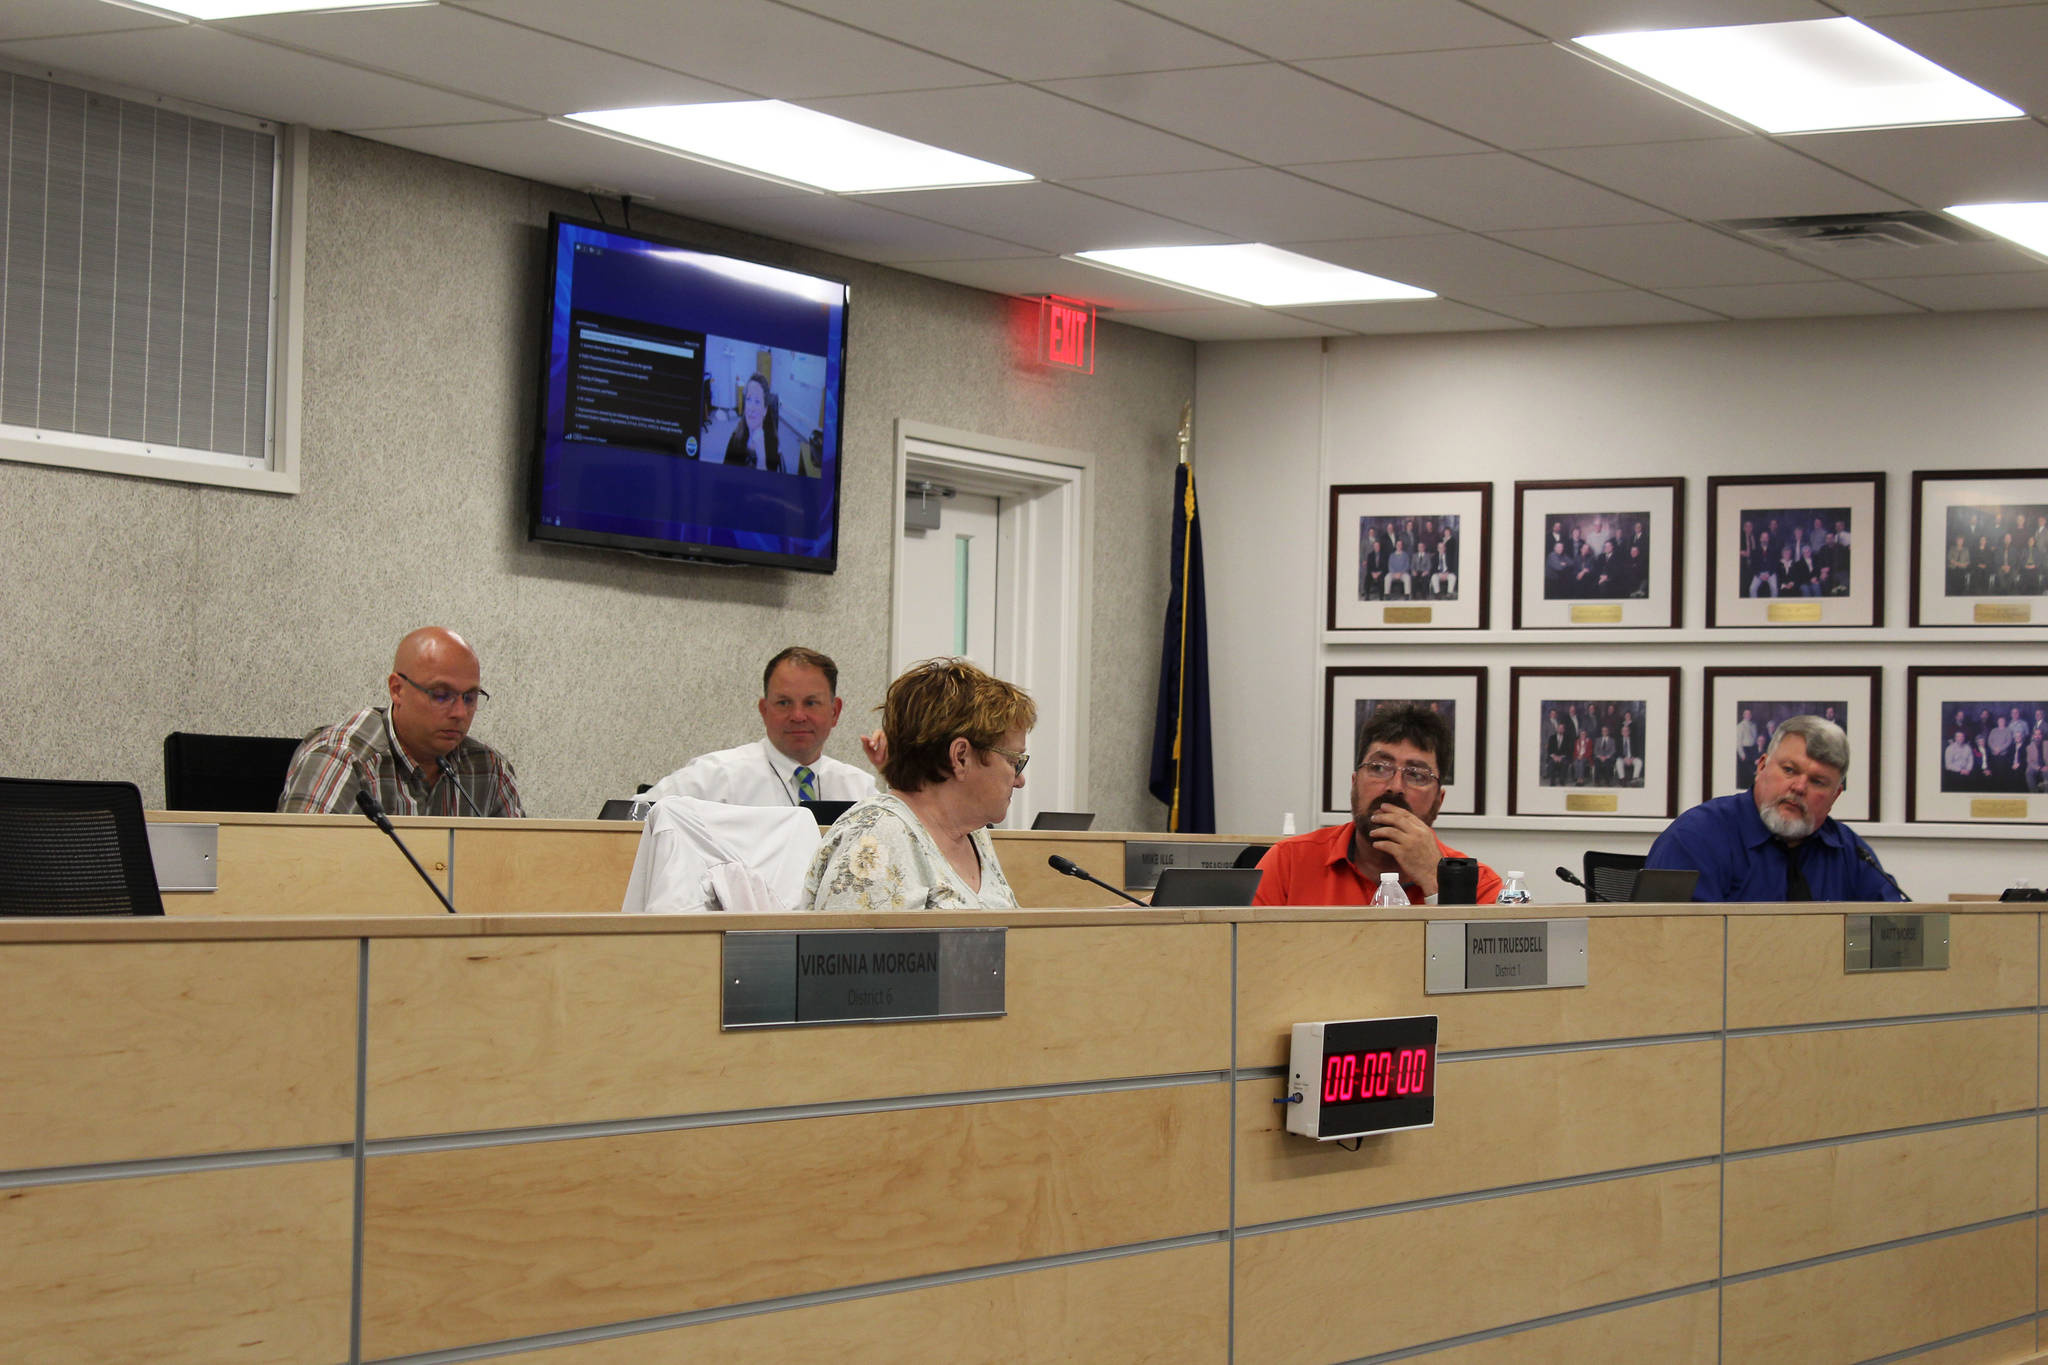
1233, 844, 1272, 869
1582, 850, 1647, 904
0, 777, 165, 915
163, 731, 304, 812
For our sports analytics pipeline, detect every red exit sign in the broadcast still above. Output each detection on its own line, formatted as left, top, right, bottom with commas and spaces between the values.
1039, 295, 1095, 373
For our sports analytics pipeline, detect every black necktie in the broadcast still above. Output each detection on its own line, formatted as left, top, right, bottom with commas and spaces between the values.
1780, 839, 1811, 901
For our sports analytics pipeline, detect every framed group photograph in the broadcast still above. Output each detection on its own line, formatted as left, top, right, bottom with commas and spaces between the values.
1906, 666, 2048, 824
1327, 482, 1491, 632
1509, 668, 1679, 818
1911, 469, 2048, 627
1321, 667, 1487, 819
1701, 667, 1880, 822
1512, 478, 1683, 630
1706, 473, 1884, 627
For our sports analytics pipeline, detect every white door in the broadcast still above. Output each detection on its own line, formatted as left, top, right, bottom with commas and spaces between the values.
895, 491, 1000, 670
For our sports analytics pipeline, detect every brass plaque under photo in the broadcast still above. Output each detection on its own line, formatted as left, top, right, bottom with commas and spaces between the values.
1971, 799, 2030, 820
723, 929, 1004, 1028
1975, 602, 2032, 624
1425, 919, 1589, 994
1383, 606, 1432, 624
1571, 603, 1623, 624
1766, 601, 1822, 623
1566, 793, 1618, 813
1844, 913, 1949, 973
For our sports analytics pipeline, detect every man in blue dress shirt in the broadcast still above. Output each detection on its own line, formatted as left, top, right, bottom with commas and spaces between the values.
1646, 715, 1904, 902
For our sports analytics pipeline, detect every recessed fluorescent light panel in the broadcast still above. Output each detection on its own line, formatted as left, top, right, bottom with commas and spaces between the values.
1946, 203, 2048, 257
563, 102, 1032, 194
1072, 244, 1432, 306
1575, 17, 2022, 134
132, 0, 430, 16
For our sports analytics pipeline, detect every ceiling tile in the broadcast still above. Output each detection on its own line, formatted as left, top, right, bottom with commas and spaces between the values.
1792, 120, 2048, 207
1122, 0, 1538, 60
1474, 290, 1726, 327
1301, 233, 1620, 295
783, 0, 1254, 80
449, 0, 990, 98
0, 1, 177, 42
0, 25, 522, 128
1789, 238, 2048, 281
1064, 167, 1437, 241
1834, 0, 2048, 16
365, 119, 819, 206
216, 7, 743, 117
1657, 279, 1924, 318
1281, 298, 1533, 333
686, 193, 1041, 262
1471, 0, 1834, 42
857, 181, 1229, 254
1492, 221, 1835, 287
1304, 43, 1736, 150
1861, 7, 2048, 121
899, 256, 1229, 310
1113, 308, 1352, 341
1869, 270, 2048, 311
803, 84, 1249, 181
1529, 138, 1914, 221
1039, 63, 1484, 165
1299, 152, 1671, 231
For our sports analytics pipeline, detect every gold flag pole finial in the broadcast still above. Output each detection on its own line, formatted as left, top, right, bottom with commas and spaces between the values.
1176, 402, 1192, 466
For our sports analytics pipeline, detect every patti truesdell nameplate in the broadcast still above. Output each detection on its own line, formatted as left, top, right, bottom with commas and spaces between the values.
721, 928, 1005, 1029
1844, 914, 1949, 973
1425, 919, 1590, 994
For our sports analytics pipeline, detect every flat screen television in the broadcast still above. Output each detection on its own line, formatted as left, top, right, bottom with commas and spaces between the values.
530, 215, 849, 573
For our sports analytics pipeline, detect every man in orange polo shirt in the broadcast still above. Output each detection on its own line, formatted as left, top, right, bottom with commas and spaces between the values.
1254, 702, 1501, 907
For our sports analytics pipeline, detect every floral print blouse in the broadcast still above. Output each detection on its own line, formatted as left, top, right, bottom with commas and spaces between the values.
804, 793, 1017, 912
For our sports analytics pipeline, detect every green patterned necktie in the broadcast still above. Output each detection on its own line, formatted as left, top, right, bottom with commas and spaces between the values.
795, 765, 817, 802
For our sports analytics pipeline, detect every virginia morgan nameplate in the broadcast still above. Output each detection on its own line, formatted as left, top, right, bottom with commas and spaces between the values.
722, 928, 1006, 1028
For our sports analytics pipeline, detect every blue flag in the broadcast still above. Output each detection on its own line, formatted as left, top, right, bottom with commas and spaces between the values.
1149, 464, 1215, 832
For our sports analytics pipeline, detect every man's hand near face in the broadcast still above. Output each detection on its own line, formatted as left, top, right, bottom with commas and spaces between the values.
1366, 801, 1441, 897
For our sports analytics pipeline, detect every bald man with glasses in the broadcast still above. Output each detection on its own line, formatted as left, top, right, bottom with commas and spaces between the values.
279, 626, 524, 817
1253, 702, 1501, 907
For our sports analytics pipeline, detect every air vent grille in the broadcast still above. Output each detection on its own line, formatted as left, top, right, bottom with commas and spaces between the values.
1722, 211, 1989, 254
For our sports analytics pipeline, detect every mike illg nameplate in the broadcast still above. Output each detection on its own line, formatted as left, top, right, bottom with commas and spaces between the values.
1424, 919, 1590, 994
722, 928, 1006, 1028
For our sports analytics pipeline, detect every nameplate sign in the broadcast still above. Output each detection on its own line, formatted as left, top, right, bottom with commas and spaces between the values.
1975, 603, 2031, 624
1383, 606, 1432, 624
1844, 914, 1949, 973
721, 929, 1005, 1029
1425, 919, 1589, 994
145, 822, 219, 893
1124, 841, 1250, 889
1571, 603, 1623, 624
1767, 601, 1822, 623
1971, 799, 2029, 820
1566, 793, 1618, 813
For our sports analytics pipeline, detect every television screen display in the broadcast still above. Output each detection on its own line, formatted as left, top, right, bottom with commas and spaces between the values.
530, 215, 849, 572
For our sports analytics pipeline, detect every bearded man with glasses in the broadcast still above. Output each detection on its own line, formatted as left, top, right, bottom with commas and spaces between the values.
279, 626, 524, 817
1253, 702, 1500, 907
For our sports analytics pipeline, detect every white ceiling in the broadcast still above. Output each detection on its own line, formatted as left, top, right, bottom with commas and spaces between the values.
8, 0, 2048, 340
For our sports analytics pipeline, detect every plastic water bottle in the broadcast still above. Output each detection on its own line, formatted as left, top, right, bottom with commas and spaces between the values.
1371, 872, 1410, 907
1280, 812, 1297, 837
1496, 871, 1532, 906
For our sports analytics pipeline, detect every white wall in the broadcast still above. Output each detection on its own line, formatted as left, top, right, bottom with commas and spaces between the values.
1198, 311, 2048, 903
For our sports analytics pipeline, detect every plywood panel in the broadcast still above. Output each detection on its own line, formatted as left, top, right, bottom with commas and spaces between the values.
1232, 1165, 1720, 1365
365, 925, 1229, 1138
1727, 913, 2035, 1028
163, 820, 451, 916
0, 940, 357, 1169
360, 1083, 1230, 1359
451, 827, 641, 913
1725, 1016, 2035, 1151
1000, 834, 1133, 908
1721, 1219, 2035, 1365
1238, 917, 1723, 1066
1724, 1117, 2036, 1274
1238, 1039, 1721, 1225
0, 1161, 354, 1365
482, 1241, 1228, 1365
1895, 1322, 2038, 1365
1402, 1289, 1718, 1365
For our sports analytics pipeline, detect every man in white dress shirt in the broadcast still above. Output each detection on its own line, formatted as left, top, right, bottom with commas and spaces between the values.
645, 647, 878, 807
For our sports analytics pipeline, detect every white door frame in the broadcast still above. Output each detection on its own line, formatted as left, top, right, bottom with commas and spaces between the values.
891, 419, 1095, 819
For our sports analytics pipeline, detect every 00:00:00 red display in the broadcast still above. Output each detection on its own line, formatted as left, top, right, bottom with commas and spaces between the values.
1322, 1048, 1432, 1103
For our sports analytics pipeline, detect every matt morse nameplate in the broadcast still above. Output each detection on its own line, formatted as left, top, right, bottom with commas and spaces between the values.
722, 928, 1005, 1029
1425, 919, 1589, 994
1844, 913, 1949, 973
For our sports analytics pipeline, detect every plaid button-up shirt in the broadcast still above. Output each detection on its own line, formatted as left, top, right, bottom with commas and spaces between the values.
278, 706, 523, 817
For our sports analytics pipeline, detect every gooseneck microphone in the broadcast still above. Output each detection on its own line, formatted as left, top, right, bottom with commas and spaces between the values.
1047, 855, 1148, 907
355, 788, 459, 914
1852, 838, 1911, 902
1554, 866, 1613, 903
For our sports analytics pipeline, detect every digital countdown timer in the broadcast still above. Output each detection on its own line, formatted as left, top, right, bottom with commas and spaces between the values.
1285, 1015, 1438, 1141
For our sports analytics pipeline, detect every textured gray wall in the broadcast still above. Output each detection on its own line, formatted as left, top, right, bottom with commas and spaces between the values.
0, 132, 1192, 826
